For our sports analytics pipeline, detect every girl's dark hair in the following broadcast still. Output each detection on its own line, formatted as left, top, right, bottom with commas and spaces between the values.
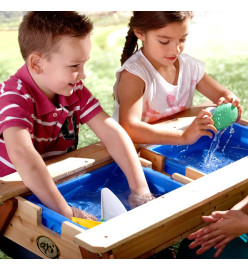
18, 11, 93, 60
121, 11, 193, 65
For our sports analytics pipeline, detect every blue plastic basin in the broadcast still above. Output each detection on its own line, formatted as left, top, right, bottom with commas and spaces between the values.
26, 162, 183, 234
149, 123, 248, 175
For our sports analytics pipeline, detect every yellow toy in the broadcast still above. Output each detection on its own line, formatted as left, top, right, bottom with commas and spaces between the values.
71, 217, 102, 229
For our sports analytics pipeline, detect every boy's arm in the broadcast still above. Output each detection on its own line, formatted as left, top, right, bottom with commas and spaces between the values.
87, 110, 151, 196
3, 127, 73, 218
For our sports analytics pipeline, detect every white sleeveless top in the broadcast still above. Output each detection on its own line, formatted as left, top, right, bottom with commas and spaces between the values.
112, 50, 205, 123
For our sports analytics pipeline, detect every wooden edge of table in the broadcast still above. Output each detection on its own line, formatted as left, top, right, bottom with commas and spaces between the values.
3, 196, 88, 258
0, 197, 18, 235
73, 156, 248, 256
0, 142, 113, 203
171, 173, 193, 184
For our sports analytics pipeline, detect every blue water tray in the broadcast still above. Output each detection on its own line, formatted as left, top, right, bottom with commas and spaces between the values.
149, 123, 248, 175
26, 162, 183, 234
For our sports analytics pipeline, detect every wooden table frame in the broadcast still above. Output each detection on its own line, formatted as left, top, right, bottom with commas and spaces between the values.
1, 103, 248, 259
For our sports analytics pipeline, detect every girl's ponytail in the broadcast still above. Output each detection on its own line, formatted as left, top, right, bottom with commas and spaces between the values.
120, 28, 138, 65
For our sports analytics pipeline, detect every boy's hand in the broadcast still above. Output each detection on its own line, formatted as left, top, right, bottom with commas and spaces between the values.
71, 206, 97, 221
182, 109, 217, 145
217, 95, 242, 121
128, 191, 155, 208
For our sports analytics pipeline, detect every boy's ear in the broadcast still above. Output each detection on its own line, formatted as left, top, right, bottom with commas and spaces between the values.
27, 53, 43, 74
133, 28, 145, 41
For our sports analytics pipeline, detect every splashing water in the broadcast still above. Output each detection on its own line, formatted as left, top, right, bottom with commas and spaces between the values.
222, 124, 235, 153
204, 128, 227, 167
204, 124, 235, 168
150, 123, 248, 174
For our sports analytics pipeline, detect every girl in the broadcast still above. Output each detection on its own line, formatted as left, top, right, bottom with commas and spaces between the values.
112, 11, 242, 145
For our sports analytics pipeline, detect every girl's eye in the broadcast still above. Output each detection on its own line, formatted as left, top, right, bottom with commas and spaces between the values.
159, 41, 170, 45
180, 39, 186, 43
70, 65, 79, 68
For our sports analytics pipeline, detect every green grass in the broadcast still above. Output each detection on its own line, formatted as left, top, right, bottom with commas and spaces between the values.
0, 31, 24, 82
0, 250, 11, 259
193, 55, 248, 121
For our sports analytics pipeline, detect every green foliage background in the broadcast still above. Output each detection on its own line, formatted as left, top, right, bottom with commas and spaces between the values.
1, 12, 248, 149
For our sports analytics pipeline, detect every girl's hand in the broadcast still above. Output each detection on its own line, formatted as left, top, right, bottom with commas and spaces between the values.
188, 210, 248, 258
217, 95, 243, 121
182, 109, 217, 145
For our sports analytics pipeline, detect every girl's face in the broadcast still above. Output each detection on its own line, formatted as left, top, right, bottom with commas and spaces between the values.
135, 17, 191, 69
33, 35, 91, 101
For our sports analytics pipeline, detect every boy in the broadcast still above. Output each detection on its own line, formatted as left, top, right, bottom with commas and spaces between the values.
0, 12, 154, 220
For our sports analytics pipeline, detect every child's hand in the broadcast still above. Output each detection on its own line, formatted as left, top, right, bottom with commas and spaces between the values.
182, 109, 217, 145
128, 191, 155, 208
71, 206, 97, 221
187, 210, 248, 258
217, 95, 242, 121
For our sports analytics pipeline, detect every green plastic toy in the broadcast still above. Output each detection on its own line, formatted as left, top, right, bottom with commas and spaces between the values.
212, 103, 238, 131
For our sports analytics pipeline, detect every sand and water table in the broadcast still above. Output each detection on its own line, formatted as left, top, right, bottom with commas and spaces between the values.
1, 102, 248, 259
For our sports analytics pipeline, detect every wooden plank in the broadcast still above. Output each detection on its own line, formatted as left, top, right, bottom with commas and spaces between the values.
0, 198, 18, 235
186, 167, 206, 180
139, 148, 165, 172
73, 157, 248, 256
0, 142, 113, 203
172, 173, 193, 184
61, 221, 85, 243
112, 182, 248, 258
79, 247, 115, 259
139, 157, 152, 168
4, 196, 85, 259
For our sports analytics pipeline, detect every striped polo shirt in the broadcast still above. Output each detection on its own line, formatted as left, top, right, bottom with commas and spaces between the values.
0, 64, 103, 177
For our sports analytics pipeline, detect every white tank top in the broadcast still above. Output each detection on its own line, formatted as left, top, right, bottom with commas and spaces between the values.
113, 50, 205, 123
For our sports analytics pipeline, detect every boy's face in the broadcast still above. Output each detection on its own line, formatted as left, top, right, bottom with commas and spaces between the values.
35, 35, 91, 100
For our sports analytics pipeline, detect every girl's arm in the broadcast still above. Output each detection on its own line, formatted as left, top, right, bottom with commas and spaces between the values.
117, 70, 216, 145
3, 127, 96, 220
196, 73, 242, 120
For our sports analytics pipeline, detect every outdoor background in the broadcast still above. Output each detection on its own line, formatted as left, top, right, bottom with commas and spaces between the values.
0, 11, 248, 259
1, 11, 248, 149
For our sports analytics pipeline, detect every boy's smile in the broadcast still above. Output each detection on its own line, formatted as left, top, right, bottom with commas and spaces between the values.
29, 35, 91, 102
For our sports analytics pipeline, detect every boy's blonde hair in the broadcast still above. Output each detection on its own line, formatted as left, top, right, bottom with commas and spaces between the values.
18, 11, 93, 60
